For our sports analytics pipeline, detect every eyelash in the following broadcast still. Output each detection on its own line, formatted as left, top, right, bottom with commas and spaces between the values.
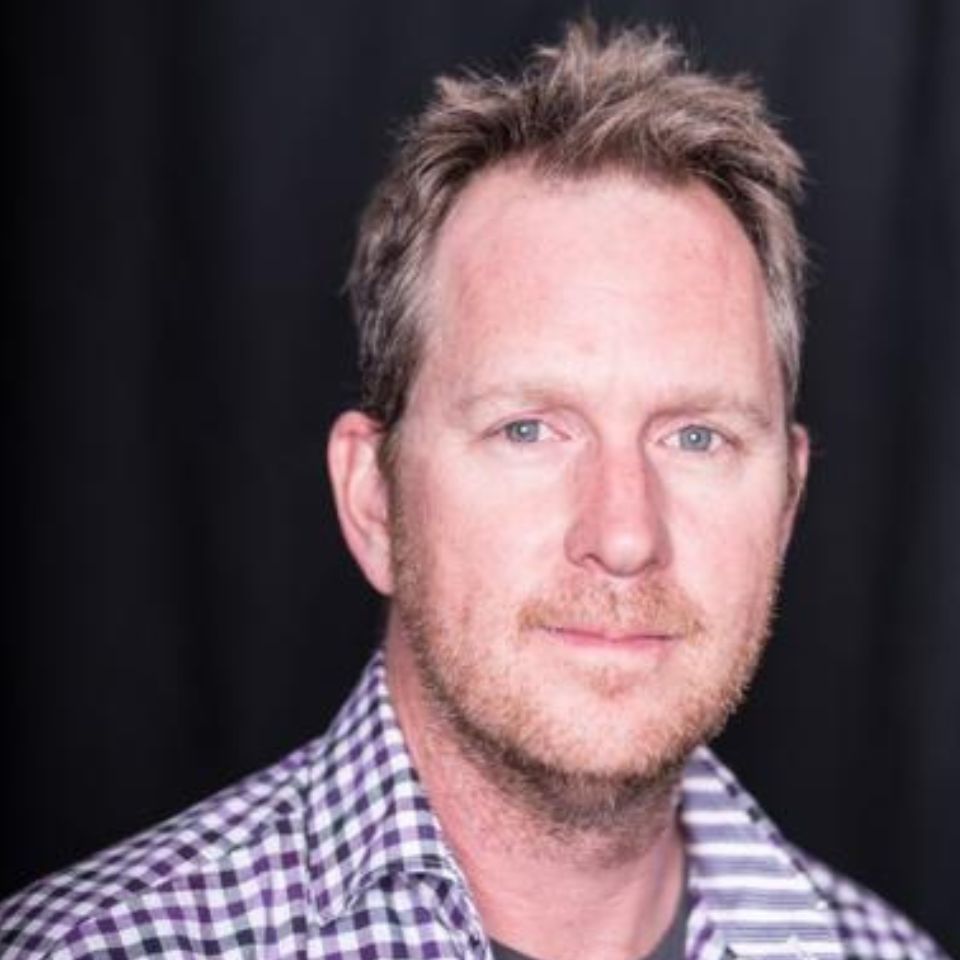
493, 419, 731, 453
501, 418, 554, 444
665, 424, 727, 454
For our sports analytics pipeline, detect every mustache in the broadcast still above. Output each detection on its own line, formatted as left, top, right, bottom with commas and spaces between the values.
517, 577, 705, 637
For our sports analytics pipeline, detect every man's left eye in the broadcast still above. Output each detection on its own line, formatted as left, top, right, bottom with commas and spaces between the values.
502, 419, 547, 443
670, 425, 721, 452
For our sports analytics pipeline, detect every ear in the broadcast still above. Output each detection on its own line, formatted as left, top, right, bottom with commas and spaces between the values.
327, 411, 395, 595
780, 422, 810, 554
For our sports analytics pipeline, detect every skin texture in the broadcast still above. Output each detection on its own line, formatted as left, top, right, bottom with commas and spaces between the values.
328, 167, 809, 960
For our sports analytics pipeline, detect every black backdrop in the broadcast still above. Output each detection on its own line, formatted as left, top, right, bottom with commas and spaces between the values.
10, 0, 959, 951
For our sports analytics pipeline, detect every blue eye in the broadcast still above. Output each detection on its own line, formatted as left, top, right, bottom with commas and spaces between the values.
677, 425, 717, 452
503, 420, 544, 443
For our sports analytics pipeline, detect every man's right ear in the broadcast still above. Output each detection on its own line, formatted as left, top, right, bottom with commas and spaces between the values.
327, 411, 395, 596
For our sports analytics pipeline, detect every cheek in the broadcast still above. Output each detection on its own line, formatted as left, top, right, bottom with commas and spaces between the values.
666, 481, 787, 607
413, 454, 570, 570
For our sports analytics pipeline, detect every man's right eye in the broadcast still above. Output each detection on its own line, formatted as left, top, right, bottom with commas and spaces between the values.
502, 419, 545, 443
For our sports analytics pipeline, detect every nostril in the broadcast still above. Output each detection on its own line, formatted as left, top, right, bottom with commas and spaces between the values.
563, 456, 668, 577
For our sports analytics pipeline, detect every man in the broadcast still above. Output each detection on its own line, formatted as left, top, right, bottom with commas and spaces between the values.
1, 21, 948, 960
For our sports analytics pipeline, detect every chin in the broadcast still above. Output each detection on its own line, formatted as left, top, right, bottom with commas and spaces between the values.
423, 653, 699, 815
444, 694, 692, 832
529, 697, 711, 779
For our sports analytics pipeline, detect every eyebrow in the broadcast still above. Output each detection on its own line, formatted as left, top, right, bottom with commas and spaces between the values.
455, 383, 777, 431
455, 382, 574, 415
652, 393, 777, 431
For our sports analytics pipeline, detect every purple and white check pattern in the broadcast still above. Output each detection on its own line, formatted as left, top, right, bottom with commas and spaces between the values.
1, 651, 948, 959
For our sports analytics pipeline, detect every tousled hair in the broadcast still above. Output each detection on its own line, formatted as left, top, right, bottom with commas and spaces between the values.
347, 20, 806, 438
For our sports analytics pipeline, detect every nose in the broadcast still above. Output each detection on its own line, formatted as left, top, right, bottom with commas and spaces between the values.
564, 444, 669, 577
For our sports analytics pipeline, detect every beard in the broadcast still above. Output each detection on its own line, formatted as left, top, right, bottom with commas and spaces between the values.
389, 499, 778, 835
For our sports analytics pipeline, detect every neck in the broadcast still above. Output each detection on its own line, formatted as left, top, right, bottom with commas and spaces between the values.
385, 637, 687, 960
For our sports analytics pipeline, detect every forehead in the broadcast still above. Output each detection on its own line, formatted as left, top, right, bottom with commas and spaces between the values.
415, 166, 778, 409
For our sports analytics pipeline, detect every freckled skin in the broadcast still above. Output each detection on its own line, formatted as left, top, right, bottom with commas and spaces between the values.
382, 169, 806, 807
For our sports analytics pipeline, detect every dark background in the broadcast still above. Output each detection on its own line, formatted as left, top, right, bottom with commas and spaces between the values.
9, 0, 959, 951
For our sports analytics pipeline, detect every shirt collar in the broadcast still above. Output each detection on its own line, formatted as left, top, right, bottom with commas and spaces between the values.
307, 649, 471, 925
310, 651, 843, 959
681, 748, 843, 959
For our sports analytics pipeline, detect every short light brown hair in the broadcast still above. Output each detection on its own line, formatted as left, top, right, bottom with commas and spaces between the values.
347, 19, 806, 435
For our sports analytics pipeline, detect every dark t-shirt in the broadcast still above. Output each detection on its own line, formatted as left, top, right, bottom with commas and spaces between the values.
490, 883, 689, 960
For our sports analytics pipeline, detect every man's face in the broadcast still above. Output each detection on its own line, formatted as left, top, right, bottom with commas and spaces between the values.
383, 168, 806, 808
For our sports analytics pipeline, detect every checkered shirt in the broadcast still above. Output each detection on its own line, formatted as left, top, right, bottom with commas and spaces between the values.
1, 650, 949, 959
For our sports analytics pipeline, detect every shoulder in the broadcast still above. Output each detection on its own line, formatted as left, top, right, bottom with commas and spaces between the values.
682, 749, 951, 960
792, 845, 949, 960
0, 736, 331, 959
0, 654, 415, 960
